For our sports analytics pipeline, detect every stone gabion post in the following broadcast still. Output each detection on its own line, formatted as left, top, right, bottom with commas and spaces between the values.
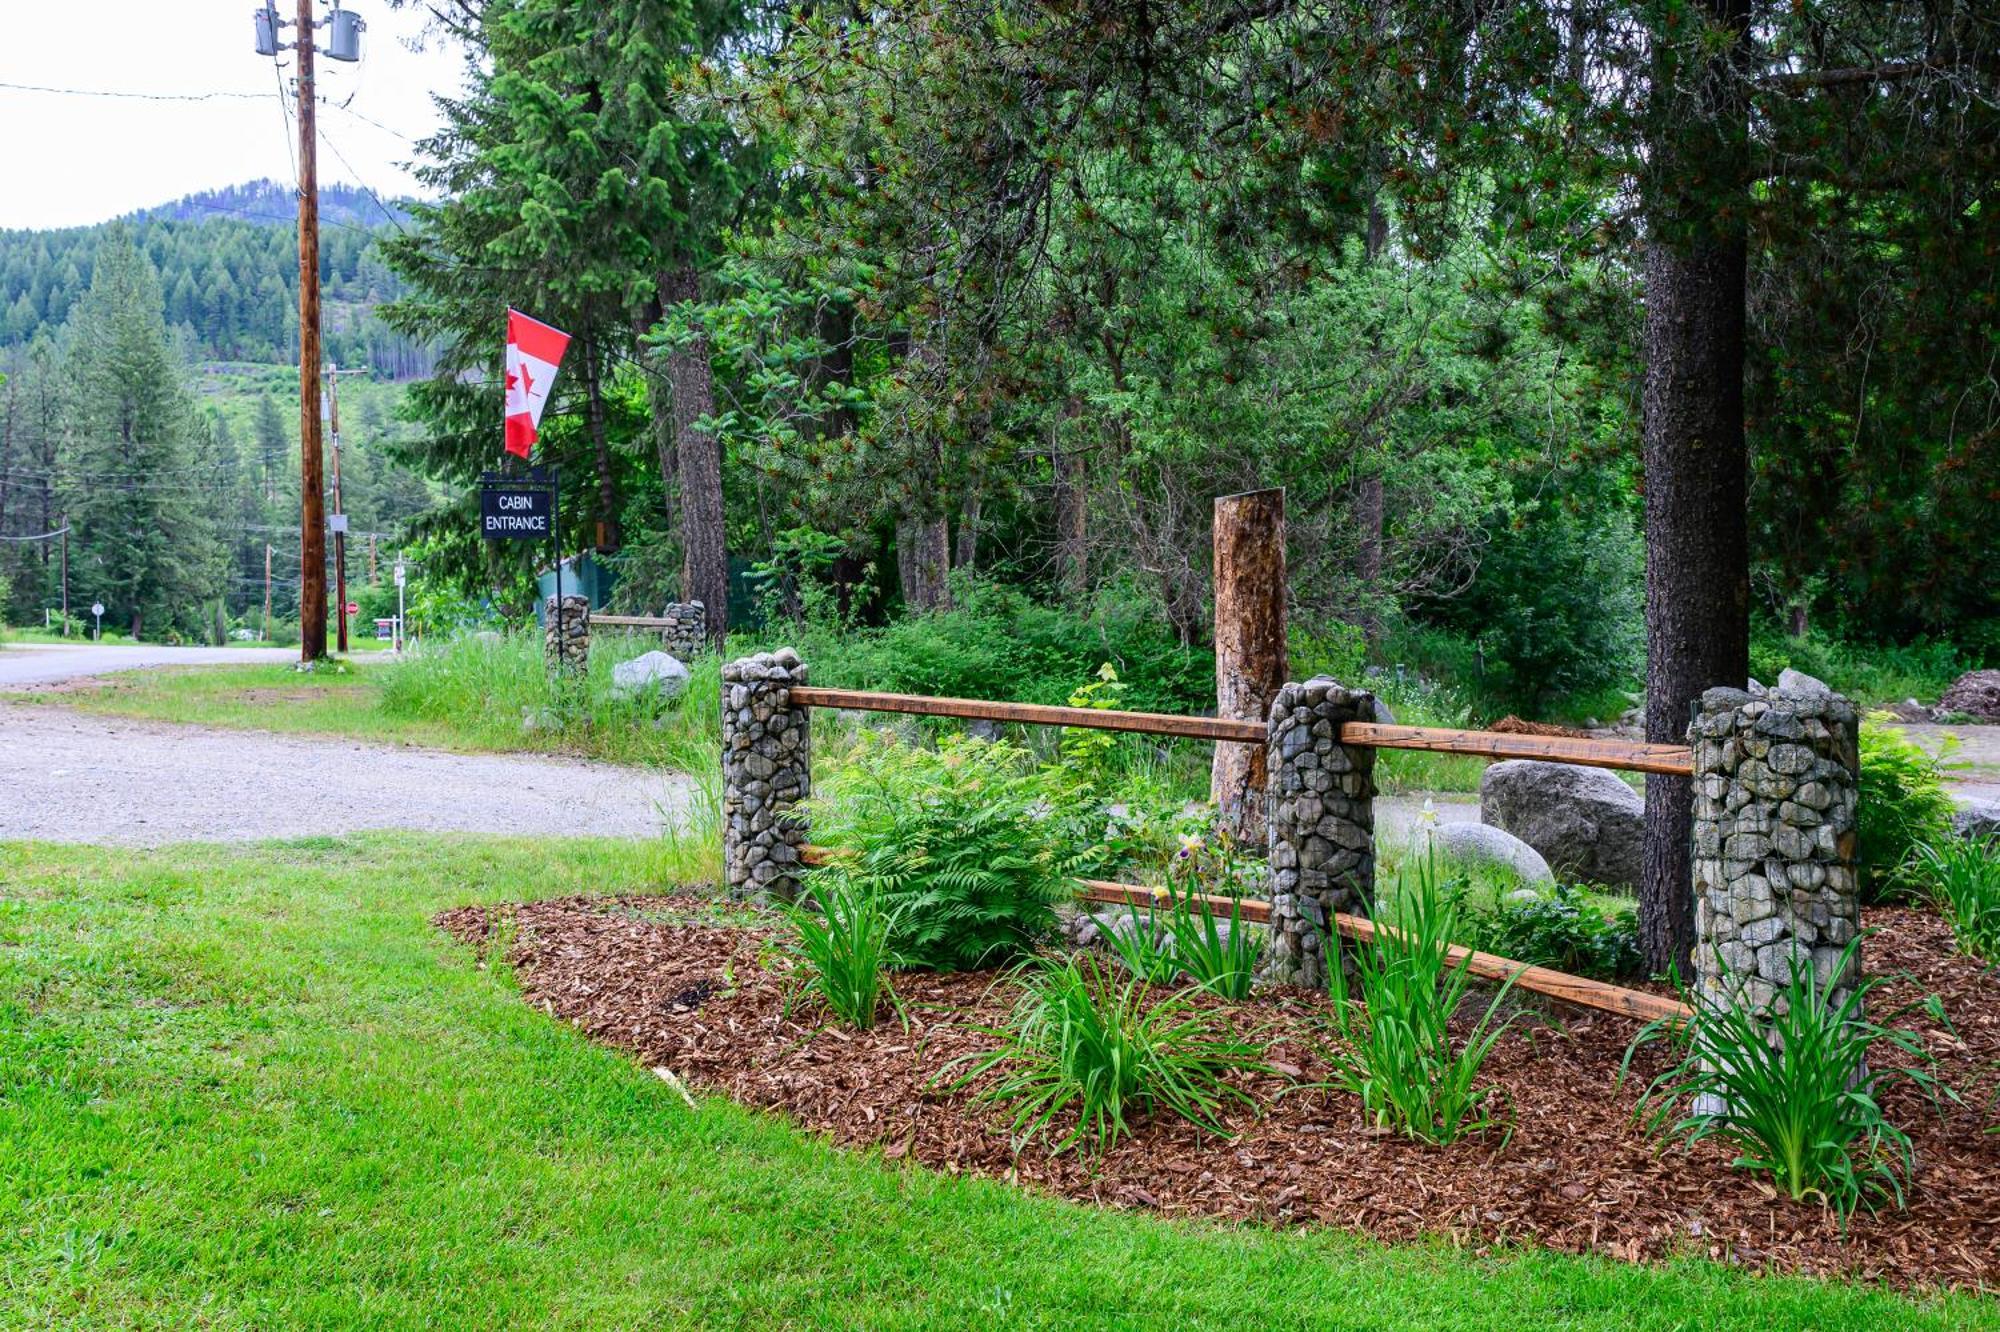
544, 595, 589, 676
658, 600, 707, 659
1691, 682, 1861, 1018
1263, 675, 1377, 989
722, 649, 810, 901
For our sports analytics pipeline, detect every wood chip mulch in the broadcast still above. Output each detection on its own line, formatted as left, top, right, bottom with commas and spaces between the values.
1487, 715, 1600, 739
433, 898, 2000, 1292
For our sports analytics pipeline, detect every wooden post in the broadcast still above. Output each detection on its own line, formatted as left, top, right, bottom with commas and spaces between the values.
1210, 488, 1287, 843
294, 0, 327, 664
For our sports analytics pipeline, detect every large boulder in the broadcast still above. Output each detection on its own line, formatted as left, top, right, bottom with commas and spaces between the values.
1776, 667, 1833, 698
610, 650, 691, 704
1939, 670, 2000, 721
1479, 759, 1645, 891
1954, 795, 2000, 846
1423, 821, 1554, 886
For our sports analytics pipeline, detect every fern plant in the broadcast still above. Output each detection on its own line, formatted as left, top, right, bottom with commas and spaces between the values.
808, 731, 1074, 972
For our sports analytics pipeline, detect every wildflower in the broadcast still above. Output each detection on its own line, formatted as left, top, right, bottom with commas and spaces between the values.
1420, 797, 1438, 827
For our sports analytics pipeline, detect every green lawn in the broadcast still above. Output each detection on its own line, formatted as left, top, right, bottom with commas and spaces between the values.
0, 835, 1987, 1329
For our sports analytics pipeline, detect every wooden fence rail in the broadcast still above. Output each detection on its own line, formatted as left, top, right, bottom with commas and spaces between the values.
590, 614, 679, 630
798, 845, 1687, 1025
784, 685, 1692, 777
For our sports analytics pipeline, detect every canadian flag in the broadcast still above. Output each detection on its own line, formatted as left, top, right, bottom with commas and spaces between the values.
503, 309, 571, 458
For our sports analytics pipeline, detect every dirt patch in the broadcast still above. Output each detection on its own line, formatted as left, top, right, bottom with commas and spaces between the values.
437, 896, 2000, 1291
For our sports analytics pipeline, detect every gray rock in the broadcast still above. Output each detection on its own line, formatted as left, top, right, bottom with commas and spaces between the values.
1479, 759, 1643, 890
1371, 697, 1396, 725
1776, 667, 1833, 697
1953, 795, 2000, 845
611, 650, 691, 703
1424, 821, 1554, 886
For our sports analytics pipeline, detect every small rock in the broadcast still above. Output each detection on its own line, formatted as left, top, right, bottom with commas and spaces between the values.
1425, 821, 1554, 886
611, 651, 692, 703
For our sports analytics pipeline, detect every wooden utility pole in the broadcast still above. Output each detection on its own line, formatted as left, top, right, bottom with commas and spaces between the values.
368, 532, 377, 583
294, 0, 327, 664
264, 543, 273, 641
1210, 488, 1288, 844
58, 513, 68, 637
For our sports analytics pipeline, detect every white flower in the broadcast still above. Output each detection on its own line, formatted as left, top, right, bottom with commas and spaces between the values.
1419, 798, 1438, 827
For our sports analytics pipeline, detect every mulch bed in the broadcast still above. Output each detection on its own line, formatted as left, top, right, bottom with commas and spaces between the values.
1487, 715, 1600, 739
434, 897, 2000, 1291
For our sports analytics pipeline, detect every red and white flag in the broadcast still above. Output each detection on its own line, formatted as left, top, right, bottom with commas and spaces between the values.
503, 308, 571, 458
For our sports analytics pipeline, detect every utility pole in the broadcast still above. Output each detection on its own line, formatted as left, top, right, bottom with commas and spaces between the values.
256, 0, 365, 664
368, 532, 377, 583
58, 514, 68, 637
324, 361, 366, 653
264, 543, 274, 641
294, 0, 326, 664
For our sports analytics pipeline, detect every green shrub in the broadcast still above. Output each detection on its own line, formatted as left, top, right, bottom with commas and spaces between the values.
1476, 884, 1643, 981
1625, 940, 1951, 1216
1917, 838, 2000, 963
1858, 719, 1958, 901
807, 732, 1073, 971
1751, 627, 1975, 708
947, 953, 1267, 1154
784, 873, 893, 1030
1316, 855, 1517, 1144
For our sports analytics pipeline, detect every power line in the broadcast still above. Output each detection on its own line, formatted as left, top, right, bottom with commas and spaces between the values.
316, 124, 409, 236
0, 524, 69, 542
0, 80, 271, 103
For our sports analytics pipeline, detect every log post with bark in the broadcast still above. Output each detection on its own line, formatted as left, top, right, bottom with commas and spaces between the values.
1210, 488, 1288, 844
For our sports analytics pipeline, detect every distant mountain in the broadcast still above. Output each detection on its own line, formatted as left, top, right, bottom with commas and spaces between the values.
121, 179, 412, 232
0, 180, 429, 380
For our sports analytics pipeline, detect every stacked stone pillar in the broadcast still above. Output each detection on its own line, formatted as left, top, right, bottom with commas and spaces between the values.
659, 601, 707, 659
1690, 682, 1861, 1017
722, 649, 811, 901
544, 595, 589, 676
1263, 676, 1377, 989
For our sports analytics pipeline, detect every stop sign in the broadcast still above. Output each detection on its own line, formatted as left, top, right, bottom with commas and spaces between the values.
345, 602, 359, 616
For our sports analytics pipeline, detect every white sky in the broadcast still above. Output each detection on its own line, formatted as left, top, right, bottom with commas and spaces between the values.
0, 1, 463, 230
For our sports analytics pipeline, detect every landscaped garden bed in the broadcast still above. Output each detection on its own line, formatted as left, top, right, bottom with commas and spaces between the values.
435, 894, 2000, 1291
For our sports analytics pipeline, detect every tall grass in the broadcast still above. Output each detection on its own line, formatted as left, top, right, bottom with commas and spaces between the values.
378, 630, 721, 770
785, 874, 894, 1030
1918, 838, 2000, 962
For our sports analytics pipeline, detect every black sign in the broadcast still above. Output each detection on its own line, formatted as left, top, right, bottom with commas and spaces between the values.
480, 482, 552, 539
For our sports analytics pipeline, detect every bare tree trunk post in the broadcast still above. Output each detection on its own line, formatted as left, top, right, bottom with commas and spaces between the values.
896, 515, 952, 612
1211, 488, 1288, 845
1638, 0, 1753, 980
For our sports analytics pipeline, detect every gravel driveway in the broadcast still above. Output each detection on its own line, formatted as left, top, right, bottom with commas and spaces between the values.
0, 703, 693, 845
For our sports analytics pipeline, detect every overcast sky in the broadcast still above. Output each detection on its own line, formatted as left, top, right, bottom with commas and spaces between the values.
0, 1, 461, 230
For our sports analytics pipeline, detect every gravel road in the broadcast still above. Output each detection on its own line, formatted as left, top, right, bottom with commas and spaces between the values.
0, 703, 693, 845
0, 641, 299, 689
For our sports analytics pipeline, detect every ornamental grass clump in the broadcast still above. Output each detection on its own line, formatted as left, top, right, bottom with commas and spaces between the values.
1102, 834, 1267, 999
1917, 838, 2000, 963
1316, 855, 1517, 1145
947, 953, 1267, 1154
1624, 939, 1953, 1216
784, 872, 893, 1030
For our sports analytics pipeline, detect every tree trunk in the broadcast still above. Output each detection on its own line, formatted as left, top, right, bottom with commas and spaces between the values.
954, 491, 981, 571
896, 514, 951, 612
1052, 401, 1089, 597
1211, 489, 1288, 845
1353, 471, 1384, 642
580, 332, 620, 553
661, 268, 727, 646
1639, 0, 1753, 979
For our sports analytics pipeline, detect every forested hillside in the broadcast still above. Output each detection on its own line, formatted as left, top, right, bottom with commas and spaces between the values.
0, 180, 429, 378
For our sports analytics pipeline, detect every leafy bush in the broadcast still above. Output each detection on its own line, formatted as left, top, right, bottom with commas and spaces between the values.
807, 732, 1073, 971
947, 953, 1267, 1154
784, 873, 893, 1029
1625, 941, 1951, 1216
1476, 884, 1643, 981
1751, 627, 1976, 708
1917, 838, 2000, 963
1858, 719, 1958, 901
1317, 855, 1517, 1144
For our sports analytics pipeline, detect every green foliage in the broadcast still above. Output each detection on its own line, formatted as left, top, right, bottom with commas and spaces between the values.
1857, 720, 1959, 902
947, 953, 1266, 1155
1751, 629, 1980, 708
1318, 856, 1516, 1145
1102, 835, 1267, 1000
1916, 839, 2000, 964
1474, 884, 1643, 982
784, 874, 893, 1030
807, 732, 1072, 971
1626, 941, 1951, 1216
